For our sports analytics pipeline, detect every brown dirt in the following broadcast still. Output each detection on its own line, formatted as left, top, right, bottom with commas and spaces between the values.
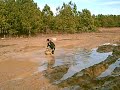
0, 28, 120, 90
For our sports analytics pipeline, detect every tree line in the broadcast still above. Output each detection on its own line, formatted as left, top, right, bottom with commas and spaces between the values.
0, 0, 120, 37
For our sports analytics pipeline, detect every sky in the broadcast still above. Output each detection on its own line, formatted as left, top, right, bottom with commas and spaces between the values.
34, 0, 120, 15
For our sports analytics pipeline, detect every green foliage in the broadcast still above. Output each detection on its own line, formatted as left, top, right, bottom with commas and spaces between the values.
0, 0, 119, 37
8, 29, 18, 35
55, 2, 78, 33
0, 0, 43, 37
42, 4, 54, 33
77, 9, 96, 32
95, 14, 120, 27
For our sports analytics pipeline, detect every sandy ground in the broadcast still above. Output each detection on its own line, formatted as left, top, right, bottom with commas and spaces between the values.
0, 28, 120, 90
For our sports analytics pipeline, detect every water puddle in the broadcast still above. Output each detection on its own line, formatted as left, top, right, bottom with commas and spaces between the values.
38, 63, 48, 72
98, 58, 120, 77
59, 48, 112, 81
38, 48, 112, 78
37, 44, 120, 89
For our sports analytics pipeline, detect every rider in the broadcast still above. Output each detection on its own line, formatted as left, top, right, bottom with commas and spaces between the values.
46, 39, 55, 54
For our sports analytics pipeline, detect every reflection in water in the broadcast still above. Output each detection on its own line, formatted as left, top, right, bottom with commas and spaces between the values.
47, 56, 55, 69
57, 56, 120, 89
59, 48, 112, 81
39, 55, 69, 83
38, 55, 55, 72
38, 44, 120, 89
98, 58, 120, 77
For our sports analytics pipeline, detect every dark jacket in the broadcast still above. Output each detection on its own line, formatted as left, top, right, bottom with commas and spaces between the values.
47, 41, 55, 49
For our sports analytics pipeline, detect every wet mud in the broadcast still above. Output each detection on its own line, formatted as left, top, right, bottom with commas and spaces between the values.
0, 43, 120, 90
42, 44, 120, 90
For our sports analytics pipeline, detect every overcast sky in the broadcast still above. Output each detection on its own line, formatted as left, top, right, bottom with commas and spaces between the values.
34, 0, 120, 15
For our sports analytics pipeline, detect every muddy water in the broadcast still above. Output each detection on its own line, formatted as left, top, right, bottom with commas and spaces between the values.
38, 44, 120, 89
0, 44, 119, 89
98, 58, 120, 78
38, 48, 112, 72
55, 48, 112, 81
